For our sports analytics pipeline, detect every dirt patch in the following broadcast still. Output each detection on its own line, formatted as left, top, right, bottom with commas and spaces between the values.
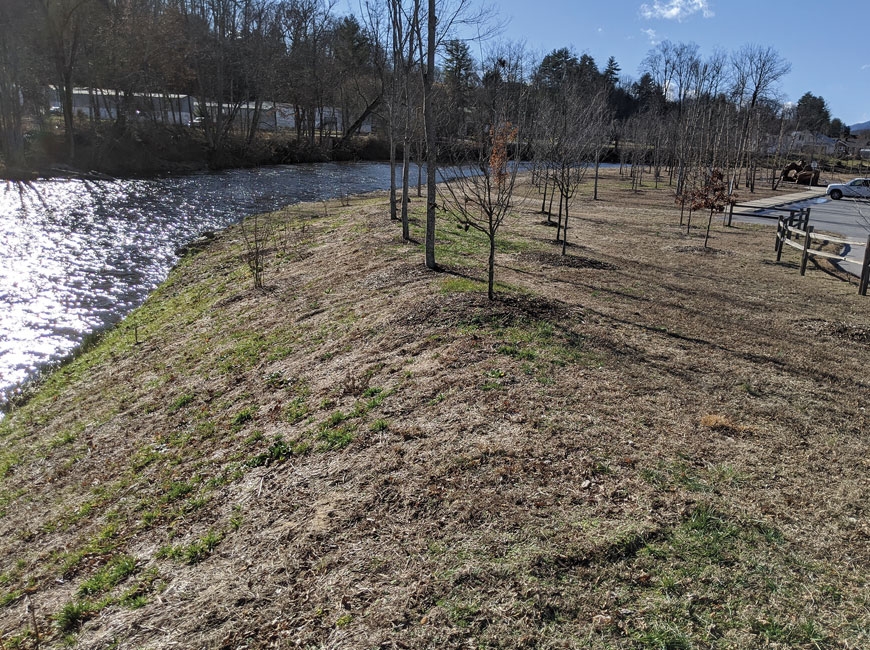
797, 318, 870, 344
520, 251, 619, 270
670, 244, 737, 256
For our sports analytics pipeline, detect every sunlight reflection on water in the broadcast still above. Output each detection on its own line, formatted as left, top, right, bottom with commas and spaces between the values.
0, 162, 395, 404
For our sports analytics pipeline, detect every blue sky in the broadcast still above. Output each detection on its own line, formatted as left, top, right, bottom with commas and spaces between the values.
340, 0, 869, 126
480, 0, 869, 126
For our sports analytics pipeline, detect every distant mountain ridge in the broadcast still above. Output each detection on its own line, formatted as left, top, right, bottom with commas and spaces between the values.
850, 120, 870, 133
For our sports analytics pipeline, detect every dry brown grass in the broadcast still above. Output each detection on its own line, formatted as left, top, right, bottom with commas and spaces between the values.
0, 168, 868, 649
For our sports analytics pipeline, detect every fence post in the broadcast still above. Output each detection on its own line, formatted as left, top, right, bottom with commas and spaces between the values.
860, 235, 870, 296
785, 210, 796, 246
800, 225, 814, 276
727, 201, 734, 227
775, 215, 784, 259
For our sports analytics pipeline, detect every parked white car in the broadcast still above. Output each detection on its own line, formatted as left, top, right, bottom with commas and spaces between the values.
826, 178, 870, 200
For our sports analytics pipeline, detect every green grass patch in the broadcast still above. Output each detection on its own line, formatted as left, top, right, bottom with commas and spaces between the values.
162, 480, 194, 503
77, 555, 138, 597
217, 333, 269, 375
246, 434, 296, 467
284, 397, 308, 424
325, 410, 349, 428
54, 599, 99, 633
168, 393, 195, 413
0, 588, 23, 607
437, 596, 481, 629
633, 623, 691, 649
442, 277, 487, 294
317, 423, 356, 451
230, 406, 257, 431
0, 450, 20, 480
48, 429, 78, 449
158, 529, 223, 565
364, 387, 390, 410
460, 313, 606, 381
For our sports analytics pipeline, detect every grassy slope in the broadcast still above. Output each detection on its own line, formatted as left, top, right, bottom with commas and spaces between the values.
0, 171, 868, 649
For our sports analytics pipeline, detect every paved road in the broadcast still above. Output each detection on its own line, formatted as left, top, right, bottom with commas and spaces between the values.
730, 189, 870, 276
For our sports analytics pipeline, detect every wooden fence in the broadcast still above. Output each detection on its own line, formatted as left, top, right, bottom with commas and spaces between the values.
774, 209, 870, 295
725, 201, 806, 227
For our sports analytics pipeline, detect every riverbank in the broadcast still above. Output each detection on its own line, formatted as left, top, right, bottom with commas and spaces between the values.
1, 169, 868, 648
0, 161, 401, 404
0, 128, 392, 180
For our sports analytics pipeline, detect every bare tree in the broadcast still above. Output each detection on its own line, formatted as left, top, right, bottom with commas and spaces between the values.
237, 1, 284, 145
415, 0, 495, 269
440, 122, 519, 299
0, 0, 34, 168
540, 86, 610, 255
387, 0, 423, 241
422, 0, 437, 268
274, 0, 337, 146
438, 48, 528, 299
241, 212, 274, 289
729, 44, 790, 193
36, 0, 96, 161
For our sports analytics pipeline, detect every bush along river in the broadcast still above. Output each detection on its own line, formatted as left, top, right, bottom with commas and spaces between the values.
0, 161, 398, 406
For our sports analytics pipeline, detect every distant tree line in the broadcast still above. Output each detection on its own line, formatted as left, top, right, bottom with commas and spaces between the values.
0, 1, 852, 191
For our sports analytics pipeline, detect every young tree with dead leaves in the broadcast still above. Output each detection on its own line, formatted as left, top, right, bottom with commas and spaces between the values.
440, 122, 519, 300
691, 168, 737, 248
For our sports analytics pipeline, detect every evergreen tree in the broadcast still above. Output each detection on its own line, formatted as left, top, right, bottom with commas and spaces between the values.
796, 92, 831, 134
442, 39, 477, 137
535, 47, 580, 94
603, 56, 620, 87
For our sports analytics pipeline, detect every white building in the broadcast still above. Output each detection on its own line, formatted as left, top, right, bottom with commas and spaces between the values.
47, 87, 372, 135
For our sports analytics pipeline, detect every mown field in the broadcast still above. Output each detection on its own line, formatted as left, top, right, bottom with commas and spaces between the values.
0, 169, 867, 649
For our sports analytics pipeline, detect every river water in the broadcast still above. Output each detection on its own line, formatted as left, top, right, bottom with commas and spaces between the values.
0, 162, 398, 404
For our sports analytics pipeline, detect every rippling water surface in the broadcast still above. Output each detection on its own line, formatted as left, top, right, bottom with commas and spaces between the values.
0, 162, 395, 403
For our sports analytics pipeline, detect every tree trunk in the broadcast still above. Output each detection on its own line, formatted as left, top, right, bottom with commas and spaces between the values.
340, 96, 381, 142
389, 127, 397, 221
487, 233, 496, 300
541, 172, 548, 213
416, 143, 422, 196
401, 141, 410, 241
547, 179, 555, 222
561, 202, 569, 256
60, 75, 75, 161
704, 206, 714, 248
423, 0, 436, 270
246, 99, 262, 145
0, 70, 24, 167
593, 149, 600, 200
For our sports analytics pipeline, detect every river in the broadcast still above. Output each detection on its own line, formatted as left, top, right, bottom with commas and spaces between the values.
0, 161, 399, 404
